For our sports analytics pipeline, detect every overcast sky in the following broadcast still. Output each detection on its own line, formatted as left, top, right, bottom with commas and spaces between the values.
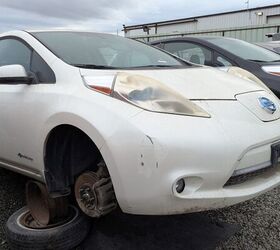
0, 0, 278, 34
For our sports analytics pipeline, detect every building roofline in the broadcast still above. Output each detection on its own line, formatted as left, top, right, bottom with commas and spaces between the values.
123, 4, 280, 30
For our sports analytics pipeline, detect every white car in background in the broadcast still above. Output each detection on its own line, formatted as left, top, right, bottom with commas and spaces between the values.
1, 30, 280, 249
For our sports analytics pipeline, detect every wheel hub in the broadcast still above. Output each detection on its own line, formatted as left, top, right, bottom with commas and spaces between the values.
74, 163, 117, 217
79, 185, 96, 209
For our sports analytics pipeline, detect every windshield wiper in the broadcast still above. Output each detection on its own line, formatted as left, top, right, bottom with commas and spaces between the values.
248, 59, 280, 63
72, 64, 117, 69
131, 64, 178, 68
247, 59, 267, 63
72, 64, 181, 69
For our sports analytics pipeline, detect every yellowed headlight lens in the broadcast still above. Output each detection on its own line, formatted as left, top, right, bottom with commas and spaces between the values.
113, 73, 210, 118
227, 67, 270, 91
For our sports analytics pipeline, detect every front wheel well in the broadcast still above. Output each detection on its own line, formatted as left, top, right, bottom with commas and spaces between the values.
44, 124, 102, 196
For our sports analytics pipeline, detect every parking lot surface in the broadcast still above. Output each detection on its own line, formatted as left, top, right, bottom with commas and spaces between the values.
0, 168, 279, 250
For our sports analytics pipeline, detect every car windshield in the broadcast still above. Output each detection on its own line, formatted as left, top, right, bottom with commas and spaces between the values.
205, 37, 280, 62
31, 31, 185, 69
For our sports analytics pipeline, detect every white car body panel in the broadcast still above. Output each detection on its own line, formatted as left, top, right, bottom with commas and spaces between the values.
0, 30, 280, 215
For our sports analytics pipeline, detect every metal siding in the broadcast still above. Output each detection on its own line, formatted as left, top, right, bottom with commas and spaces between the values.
222, 26, 279, 42
125, 6, 280, 43
157, 22, 197, 33
267, 15, 280, 24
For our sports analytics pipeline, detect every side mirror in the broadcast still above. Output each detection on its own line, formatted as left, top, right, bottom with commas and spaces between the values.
0, 65, 37, 84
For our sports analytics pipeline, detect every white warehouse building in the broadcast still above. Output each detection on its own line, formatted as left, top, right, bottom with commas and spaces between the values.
123, 4, 280, 43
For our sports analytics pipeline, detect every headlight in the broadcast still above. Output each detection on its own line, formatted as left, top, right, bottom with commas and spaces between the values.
113, 73, 210, 117
226, 67, 270, 91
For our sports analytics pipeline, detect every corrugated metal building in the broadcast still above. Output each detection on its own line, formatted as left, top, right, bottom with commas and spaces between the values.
123, 4, 280, 43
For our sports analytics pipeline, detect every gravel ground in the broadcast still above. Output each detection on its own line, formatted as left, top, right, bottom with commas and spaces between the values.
0, 168, 26, 250
205, 186, 280, 249
0, 167, 279, 250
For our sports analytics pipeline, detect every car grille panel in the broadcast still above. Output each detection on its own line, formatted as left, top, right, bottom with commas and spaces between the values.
224, 165, 275, 187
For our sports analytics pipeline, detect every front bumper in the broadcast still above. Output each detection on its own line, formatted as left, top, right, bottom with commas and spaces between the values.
101, 100, 280, 215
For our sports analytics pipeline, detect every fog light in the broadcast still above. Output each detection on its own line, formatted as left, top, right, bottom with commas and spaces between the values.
175, 179, 185, 193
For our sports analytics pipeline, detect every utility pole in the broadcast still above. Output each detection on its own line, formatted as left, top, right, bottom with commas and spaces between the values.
245, 0, 251, 23
245, 0, 250, 10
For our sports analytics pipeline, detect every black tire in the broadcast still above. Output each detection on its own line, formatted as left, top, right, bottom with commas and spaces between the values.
5, 205, 91, 250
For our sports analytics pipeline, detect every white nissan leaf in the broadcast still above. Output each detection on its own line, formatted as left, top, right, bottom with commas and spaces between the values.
1, 30, 280, 229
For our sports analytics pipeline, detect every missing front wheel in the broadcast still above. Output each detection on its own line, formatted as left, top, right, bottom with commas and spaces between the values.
74, 162, 117, 217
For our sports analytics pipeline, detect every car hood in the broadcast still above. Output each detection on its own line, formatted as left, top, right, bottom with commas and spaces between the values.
80, 67, 264, 100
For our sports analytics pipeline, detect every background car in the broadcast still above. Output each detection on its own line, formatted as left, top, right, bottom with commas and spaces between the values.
257, 41, 280, 54
151, 37, 280, 97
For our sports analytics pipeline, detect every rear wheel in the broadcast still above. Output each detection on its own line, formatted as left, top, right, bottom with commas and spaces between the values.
5, 205, 90, 250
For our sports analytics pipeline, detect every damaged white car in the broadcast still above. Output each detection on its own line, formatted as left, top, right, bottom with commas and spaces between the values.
1, 30, 280, 249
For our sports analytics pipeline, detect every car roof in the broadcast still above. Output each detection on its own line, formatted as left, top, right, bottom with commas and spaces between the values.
1, 29, 113, 36
26, 30, 113, 36
150, 36, 234, 44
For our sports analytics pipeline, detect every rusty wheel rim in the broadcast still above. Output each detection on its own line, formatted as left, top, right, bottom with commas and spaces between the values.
26, 181, 68, 225
19, 206, 76, 230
